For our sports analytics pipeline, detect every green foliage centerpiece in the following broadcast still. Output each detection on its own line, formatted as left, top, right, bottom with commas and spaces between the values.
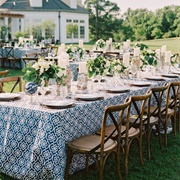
22, 56, 67, 86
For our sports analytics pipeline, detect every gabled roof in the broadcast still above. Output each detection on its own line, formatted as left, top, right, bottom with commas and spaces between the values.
0, 0, 88, 14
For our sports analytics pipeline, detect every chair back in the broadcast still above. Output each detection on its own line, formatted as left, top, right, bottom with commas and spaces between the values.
0, 70, 9, 77
150, 83, 169, 116
166, 81, 180, 113
0, 76, 22, 93
90, 98, 131, 153
129, 90, 152, 133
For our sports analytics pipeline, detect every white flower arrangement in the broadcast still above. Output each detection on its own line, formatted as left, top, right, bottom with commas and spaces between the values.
114, 42, 121, 50
86, 56, 127, 78
95, 39, 105, 49
22, 57, 67, 86
171, 53, 179, 66
66, 44, 85, 60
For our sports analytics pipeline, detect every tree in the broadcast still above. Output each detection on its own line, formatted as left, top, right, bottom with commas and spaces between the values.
41, 20, 56, 39
84, 0, 120, 40
66, 23, 78, 40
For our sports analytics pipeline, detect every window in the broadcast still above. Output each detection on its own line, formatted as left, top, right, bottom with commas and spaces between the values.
73, 20, 78, 23
66, 24, 78, 39
80, 26, 85, 38
80, 20, 85, 23
66, 19, 72, 23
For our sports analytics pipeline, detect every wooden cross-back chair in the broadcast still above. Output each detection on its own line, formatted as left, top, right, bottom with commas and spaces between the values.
163, 81, 180, 145
2, 46, 21, 68
145, 82, 179, 147
22, 52, 38, 67
0, 76, 22, 93
0, 70, 9, 77
96, 90, 152, 176
65, 98, 132, 180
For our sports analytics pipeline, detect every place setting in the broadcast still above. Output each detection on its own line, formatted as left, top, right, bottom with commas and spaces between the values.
40, 99, 76, 109
0, 93, 21, 101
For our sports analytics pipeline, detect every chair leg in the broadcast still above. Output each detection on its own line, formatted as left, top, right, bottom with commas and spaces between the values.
155, 123, 162, 150
65, 148, 72, 180
116, 146, 122, 180
124, 144, 129, 176
164, 120, 168, 146
146, 127, 151, 160
172, 115, 176, 136
139, 137, 143, 165
179, 113, 180, 133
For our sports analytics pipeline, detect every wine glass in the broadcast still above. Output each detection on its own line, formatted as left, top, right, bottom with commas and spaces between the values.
51, 49, 56, 57
24, 82, 38, 103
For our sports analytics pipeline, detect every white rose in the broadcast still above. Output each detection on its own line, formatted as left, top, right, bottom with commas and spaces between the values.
117, 65, 122, 71
106, 61, 110, 67
57, 71, 63, 77
32, 63, 39, 70
39, 67, 44, 75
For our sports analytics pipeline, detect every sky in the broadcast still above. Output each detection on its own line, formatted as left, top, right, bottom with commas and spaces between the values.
83, 0, 180, 14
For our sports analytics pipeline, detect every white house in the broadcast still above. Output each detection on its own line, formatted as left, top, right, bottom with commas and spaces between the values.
0, 0, 89, 43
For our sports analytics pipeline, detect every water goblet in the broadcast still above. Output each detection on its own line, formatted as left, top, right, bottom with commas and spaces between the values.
24, 82, 38, 103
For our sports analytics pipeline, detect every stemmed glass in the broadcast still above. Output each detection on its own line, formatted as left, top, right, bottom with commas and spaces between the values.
24, 82, 38, 104
51, 49, 56, 57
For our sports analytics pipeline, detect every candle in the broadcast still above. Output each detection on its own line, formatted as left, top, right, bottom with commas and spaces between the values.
134, 47, 140, 56
109, 38, 112, 44
57, 46, 62, 56
155, 49, 160, 59
165, 51, 171, 63
79, 62, 86, 74
123, 42, 128, 49
64, 53, 69, 66
58, 60, 67, 68
161, 45, 166, 53
61, 43, 65, 52
79, 40, 83, 48
106, 40, 109, 46
30, 35, 33, 42
19, 37, 23, 43
123, 53, 130, 66
126, 39, 130, 48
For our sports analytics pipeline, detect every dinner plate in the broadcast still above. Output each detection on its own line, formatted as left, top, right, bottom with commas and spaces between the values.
145, 76, 165, 81
41, 100, 75, 109
105, 86, 130, 93
161, 73, 179, 78
75, 94, 104, 101
171, 70, 180, 75
0, 93, 21, 101
129, 81, 152, 87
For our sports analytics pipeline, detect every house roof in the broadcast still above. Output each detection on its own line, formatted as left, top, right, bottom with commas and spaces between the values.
0, 9, 24, 18
0, 0, 89, 14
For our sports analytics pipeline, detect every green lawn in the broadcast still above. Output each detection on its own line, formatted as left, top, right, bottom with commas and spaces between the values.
0, 37, 180, 179
140, 37, 180, 54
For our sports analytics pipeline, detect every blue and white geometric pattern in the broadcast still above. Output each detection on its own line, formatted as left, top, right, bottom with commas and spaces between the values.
0, 78, 179, 179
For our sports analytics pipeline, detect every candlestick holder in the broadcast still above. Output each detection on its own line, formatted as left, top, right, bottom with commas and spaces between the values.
66, 66, 73, 94
130, 56, 141, 78
76, 73, 88, 94
160, 52, 165, 70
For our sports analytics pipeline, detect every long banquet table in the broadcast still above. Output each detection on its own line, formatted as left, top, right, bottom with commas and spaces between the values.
0, 77, 179, 179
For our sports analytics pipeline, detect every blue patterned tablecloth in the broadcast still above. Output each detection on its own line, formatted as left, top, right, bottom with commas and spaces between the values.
0, 47, 41, 68
0, 78, 179, 179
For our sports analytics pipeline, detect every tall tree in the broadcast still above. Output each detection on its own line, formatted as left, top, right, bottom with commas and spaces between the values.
84, 0, 120, 40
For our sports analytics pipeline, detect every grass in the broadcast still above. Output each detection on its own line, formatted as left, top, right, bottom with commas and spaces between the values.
140, 37, 180, 54
69, 132, 180, 180
0, 37, 180, 179
1, 131, 179, 180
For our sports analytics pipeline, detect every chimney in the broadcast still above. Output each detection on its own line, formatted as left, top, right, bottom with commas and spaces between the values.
0, 0, 7, 6
77, 0, 83, 7
61, 0, 77, 9
30, 0, 42, 7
